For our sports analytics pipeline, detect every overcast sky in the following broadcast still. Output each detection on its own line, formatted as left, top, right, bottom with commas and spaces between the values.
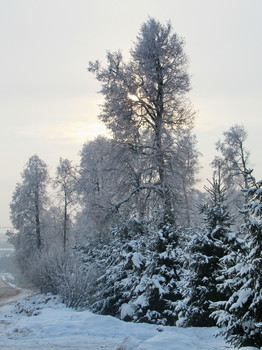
1, 0, 261, 228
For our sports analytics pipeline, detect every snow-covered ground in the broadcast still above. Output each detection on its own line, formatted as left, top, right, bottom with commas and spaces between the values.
0, 283, 259, 350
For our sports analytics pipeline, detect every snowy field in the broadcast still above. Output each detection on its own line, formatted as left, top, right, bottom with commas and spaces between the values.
0, 291, 259, 350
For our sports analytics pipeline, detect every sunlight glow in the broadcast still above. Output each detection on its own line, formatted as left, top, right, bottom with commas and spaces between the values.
63, 122, 109, 144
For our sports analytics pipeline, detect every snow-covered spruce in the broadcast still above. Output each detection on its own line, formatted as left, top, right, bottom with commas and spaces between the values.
121, 220, 183, 326
82, 218, 151, 317
81, 217, 183, 326
178, 172, 233, 327
211, 178, 262, 349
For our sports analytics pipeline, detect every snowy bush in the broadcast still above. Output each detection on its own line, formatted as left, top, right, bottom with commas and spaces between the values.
26, 246, 96, 309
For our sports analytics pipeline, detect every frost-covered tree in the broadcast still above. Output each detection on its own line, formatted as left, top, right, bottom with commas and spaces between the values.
76, 137, 137, 241
178, 170, 233, 327
82, 19, 199, 325
9, 155, 49, 272
88, 18, 197, 226
212, 178, 262, 349
53, 158, 78, 250
170, 130, 200, 226
212, 124, 251, 189
9, 156, 98, 305
212, 124, 253, 228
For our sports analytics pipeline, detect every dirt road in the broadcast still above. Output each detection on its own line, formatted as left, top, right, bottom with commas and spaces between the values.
0, 277, 18, 297
0, 276, 32, 306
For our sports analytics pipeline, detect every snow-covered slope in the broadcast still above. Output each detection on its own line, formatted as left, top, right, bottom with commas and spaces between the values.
0, 294, 258, 350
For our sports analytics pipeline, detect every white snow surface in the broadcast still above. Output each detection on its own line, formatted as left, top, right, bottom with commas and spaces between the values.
0, 293, 259, 350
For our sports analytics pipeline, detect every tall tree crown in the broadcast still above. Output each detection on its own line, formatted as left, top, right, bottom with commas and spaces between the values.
213, 124, 250, 188
132, 18, 189, 98
88, 18, 193, 142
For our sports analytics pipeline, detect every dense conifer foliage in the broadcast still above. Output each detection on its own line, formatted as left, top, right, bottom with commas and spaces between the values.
128, 222, 182, 325
211, 177, 262, 348
178, 171, 233, 327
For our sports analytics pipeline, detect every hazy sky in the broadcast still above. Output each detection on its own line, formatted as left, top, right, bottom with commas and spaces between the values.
1, 0, 262, 228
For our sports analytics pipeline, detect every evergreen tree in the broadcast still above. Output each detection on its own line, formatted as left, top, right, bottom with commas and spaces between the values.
81, 216, 183, 326
212, 178, 262, 348
84, 218, 149, 317
178, 170, 233, 327
127, 220, 182, 325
